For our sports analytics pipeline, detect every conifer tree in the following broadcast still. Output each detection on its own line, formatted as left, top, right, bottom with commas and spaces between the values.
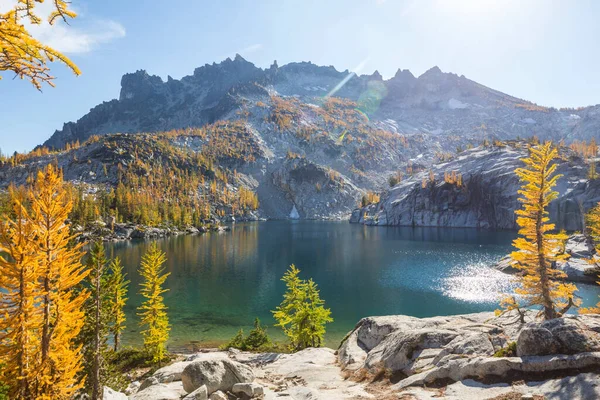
0, 186, 41, 399
580, 203, 600, 314
272, 265, 333, 351
137, 243, 170, 364
107, 257, 129, 352
29, 164, 89, 398
79, 241, 111, 400
501, 143, 579, 320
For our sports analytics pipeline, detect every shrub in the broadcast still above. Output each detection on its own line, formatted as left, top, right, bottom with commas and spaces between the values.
221, 318, 273, 351
493, 341, 517, 357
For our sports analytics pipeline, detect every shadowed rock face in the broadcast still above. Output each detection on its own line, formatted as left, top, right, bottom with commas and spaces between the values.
44, 56, 600, 151
352, 143, 600, 231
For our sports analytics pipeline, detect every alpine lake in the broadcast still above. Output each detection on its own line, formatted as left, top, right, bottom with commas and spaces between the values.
105, 221, 600, 351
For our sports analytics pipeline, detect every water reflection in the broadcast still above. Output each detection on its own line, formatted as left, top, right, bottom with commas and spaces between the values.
104, 221, 600, 349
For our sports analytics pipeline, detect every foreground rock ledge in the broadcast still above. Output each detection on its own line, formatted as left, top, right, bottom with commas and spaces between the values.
111, 311, 600, 399
338, 311, 600, 397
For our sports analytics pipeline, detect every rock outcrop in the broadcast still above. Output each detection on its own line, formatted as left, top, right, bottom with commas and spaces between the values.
351, 144, 600, 231
493, 234, 599, 284
338, 311, 600, 398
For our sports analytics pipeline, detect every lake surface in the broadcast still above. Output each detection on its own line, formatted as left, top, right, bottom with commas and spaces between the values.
105, 221, 600, 350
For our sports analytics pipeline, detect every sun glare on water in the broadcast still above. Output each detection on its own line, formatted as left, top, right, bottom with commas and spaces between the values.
441, 262, 519, 304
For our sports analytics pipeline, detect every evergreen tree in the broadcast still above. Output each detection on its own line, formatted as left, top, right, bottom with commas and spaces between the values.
79, 241, 111, 400
580, 203, 600, 314
501, 143, 580, 320
107, 257, 129, 352
272, 265, 332, 351
137, 243, 170, 364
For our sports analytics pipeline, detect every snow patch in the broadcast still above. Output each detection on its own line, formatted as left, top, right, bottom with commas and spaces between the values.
448, 98, 469, 110
289, 205, 300, 219
522, 118, 537, 124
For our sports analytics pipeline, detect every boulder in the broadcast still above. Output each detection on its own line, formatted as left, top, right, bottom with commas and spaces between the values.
139, 376, 159, 391
152, 360, 191, 383
517, 318, 600, 356
103, 386, 127, 400
182, 358, 254, 394
493, 255, 520, 274
125, 381, 141, 395
556, 258, 598, 284
566, 234, 595, 259
183, 385, 208, 400
232, 382, 264, 398
208, 391, 228, 400
130, 382, 187, 400
516, 326, 560, 356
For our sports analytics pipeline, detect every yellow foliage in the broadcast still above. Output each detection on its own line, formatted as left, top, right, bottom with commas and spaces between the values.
0, 1, 81, 89
0, 164, 88, 399
137, 243, 170, 364
503, 142, 580, 320
580, 203, 600, 314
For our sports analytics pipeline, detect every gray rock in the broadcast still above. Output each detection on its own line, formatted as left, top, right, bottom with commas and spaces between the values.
125, 381, 141, 395
208, 391, 228, 400
102, 386, 127, 400
130, 382, 187, 400
396, 352, 600, 390
183, 385, 208, 400
139, 376, 159, 391
556, 258, 598, 284
517, 318, 600, 356
516, 326, 560, 356
182, 358, 254, 394
232, 382, 264, 397
566, 234, 595, 259
152, 360, 192, 383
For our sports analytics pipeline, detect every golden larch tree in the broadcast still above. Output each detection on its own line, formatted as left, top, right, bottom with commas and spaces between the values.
503, 142, 580, 320
0, 186, 41, 399
29, 164, 89, 398
137, 243, 170, 364
107, 257, 129, 352
580, 203, 600, 314
0, 0, 80, 89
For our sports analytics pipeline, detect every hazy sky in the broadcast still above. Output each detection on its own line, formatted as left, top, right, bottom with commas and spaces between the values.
1, 0, 599, 153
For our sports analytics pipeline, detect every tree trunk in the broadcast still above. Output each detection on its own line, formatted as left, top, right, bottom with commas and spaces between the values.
537, 179, 555, 320
92, 266, 102, 400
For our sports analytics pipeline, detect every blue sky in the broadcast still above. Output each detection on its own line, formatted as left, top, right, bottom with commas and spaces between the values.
1, 0, 599, 153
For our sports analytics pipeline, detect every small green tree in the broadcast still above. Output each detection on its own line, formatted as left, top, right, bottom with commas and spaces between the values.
79, 241, 112, 400
137, 243, 170, 365
245, 318, 272, 350
272, 265, 333, 351
107, 257, 129, 351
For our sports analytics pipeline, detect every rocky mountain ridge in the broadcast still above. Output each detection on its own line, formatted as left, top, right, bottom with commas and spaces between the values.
44, 55, 600, 150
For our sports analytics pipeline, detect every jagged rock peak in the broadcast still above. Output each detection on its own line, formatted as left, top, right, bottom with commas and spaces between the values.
370, 70, 383, 81
418, 65, 443, 79
392, 68, 416, 81
119, 70, 164, 101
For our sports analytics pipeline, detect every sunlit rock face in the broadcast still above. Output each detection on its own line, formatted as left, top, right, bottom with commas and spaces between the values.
352, 143, 600, 231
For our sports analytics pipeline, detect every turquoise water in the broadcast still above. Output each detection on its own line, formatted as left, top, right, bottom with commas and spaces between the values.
104, 221, 600, 350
